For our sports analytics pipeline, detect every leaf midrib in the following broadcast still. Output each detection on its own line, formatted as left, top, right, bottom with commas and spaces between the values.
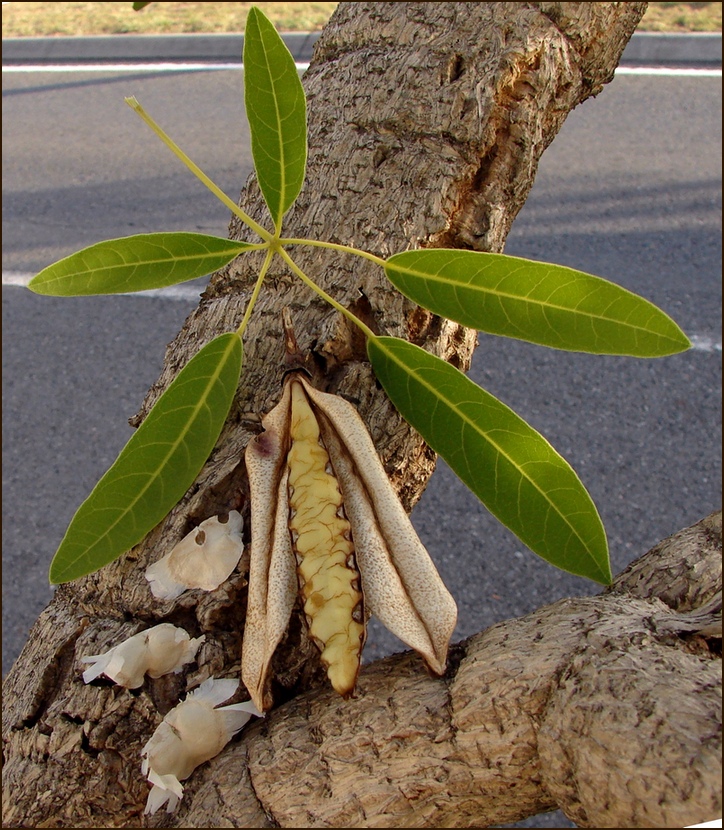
375, 337, 603, 571
256, 15, 287, 230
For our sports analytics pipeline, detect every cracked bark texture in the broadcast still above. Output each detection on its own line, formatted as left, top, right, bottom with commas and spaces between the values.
10, 2, 715, 828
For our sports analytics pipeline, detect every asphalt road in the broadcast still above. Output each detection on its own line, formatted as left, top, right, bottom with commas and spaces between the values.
3, 65, 721, 713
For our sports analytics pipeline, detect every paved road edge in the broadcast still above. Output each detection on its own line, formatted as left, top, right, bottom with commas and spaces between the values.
2, 31, 722, 65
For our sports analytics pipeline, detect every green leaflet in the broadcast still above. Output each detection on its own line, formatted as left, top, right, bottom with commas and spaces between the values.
28, 232, 253, 296
367, 336, 612, 585
244, 6, 307, 231
49, 333, 243, 584
385, 249, 691, 357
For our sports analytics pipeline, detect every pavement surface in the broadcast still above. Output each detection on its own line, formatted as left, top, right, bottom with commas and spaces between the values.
2, 30, 722, 65
2, 33, 722, 829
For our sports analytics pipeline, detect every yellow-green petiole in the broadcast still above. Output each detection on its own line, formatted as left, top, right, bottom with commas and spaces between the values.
123, 100, 385, 344
278, 248, 378, 342
279, 238, 387, 269
125, 97, 273, 243
236, 247, 276, 338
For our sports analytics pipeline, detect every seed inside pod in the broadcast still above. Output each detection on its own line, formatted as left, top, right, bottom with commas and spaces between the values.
287, 379, 365, 696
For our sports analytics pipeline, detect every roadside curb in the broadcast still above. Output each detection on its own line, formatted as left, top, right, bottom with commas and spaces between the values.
2, 31, 721, 66
621, 32, 721, 64
1, 32, 319, 64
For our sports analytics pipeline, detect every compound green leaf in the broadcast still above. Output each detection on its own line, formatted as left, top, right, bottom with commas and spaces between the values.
367, 335, 612, 585
28, 232, 254, 296
49, 332, 243, 583
244, 6, 307, 231
385, 249, 691, 357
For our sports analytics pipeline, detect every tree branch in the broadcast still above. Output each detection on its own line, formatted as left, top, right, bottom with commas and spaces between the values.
3, 514, 719, 828
173, 511, 722, 829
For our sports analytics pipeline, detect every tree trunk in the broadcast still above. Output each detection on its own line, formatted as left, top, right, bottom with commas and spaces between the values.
8, 3, 715, 828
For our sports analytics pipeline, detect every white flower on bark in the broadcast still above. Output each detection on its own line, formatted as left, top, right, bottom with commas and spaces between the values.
81, 623, 205, 688
141, 677, 262, 815
145, 511, 244, 600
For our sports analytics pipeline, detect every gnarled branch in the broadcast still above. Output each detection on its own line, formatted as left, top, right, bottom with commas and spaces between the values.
172, 511, 720, 829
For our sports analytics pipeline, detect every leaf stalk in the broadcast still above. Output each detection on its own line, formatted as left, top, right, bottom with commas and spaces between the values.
278, 248, 378, 342
125, 97, 272, 243
236, 247, 276, 338
279, 238, 387, 268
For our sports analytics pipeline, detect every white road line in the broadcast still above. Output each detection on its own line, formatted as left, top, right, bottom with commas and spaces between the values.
4, 272, 720, 352
689, 334, 723, 353
1, 63, 720, 76
2, 62, 310, 72
615, 66, 721, 77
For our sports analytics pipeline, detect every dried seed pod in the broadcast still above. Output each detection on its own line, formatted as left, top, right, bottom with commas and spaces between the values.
242, 373, 457, 711
141, 677, 262, 815
242, 382, 299, 712
145, 511, 244, 600
303, 382, 456, 675
81, 623, 205, 688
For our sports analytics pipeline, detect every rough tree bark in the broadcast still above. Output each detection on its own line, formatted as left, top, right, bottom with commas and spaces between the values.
6, 3, 719, 828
